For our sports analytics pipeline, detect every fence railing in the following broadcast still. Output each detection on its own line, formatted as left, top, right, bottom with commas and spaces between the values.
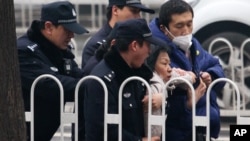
165, 77, 198, 141
208, 37, 250, 117
25, 74, 64, 141
26, 74, 249, 141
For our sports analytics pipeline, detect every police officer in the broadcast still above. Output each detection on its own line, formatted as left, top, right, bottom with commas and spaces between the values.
17, 1, 88, 140
84, 18, 168, 141
81, 0, 155, 68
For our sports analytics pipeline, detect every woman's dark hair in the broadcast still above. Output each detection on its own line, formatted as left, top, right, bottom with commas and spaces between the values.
146, 46, 171, 71
159, 0, 193, 28
106, 5, 125, 21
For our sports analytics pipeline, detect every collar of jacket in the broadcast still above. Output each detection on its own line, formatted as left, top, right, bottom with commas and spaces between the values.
27, 20, 75, 60
104, 48, 153, 85
26, 20, 75, 72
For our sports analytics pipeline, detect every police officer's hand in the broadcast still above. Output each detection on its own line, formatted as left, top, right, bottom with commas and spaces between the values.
200, 72, 212, 87
152, 93, 163, 110
142, 94, 163, 112
142, 95, 149, 112
142, 136, 161, 141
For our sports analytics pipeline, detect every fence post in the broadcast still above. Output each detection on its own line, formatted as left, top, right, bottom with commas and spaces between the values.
240, 38, 250, 110
164, 77, 196, 141
27, 74, 64, 141
208, 38, 236, 109
73, 75, 107, 141
118, 76, 151, 141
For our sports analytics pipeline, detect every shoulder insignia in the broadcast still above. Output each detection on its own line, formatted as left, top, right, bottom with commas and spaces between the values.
27, 43, 38, 52
97, 39, 106, 46
97, 41, 103, 45
50, 67, 58, 72
104, 70, 115, 82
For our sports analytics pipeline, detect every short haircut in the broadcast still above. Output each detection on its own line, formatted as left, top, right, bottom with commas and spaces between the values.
39, 21, 59, 30
113, 37, 143, 52
106, 5, 125, 21
159, 0, 193, 28
146, 46, 171, 71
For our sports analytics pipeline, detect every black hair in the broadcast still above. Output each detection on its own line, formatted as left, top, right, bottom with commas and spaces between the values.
146, 46, 171, 71
106, 5, 125, 21
39, 21, 60, 29
113, 37, 144, 52
159, 0, 193, 29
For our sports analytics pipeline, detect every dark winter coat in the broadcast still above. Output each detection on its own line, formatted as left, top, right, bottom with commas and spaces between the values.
81, 22, 112, 68
17, 20, 84, 141
84, 48, 153, 141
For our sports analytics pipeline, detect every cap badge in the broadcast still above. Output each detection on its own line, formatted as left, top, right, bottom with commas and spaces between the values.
72, 9, 76, 17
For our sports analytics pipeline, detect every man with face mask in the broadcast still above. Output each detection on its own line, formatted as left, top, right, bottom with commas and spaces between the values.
149, 0, 225, 141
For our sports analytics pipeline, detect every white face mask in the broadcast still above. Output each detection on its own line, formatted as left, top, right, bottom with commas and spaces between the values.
165, 27, 192, 52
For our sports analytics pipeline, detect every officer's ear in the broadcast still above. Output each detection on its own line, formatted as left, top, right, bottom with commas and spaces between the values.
130, 40, 138, 52
43, 21, 54, 35
112, 5, 120, 17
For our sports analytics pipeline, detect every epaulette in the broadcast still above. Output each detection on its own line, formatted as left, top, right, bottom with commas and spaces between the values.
103, 70, 115, 82
96, 39, 106, 46
26, 43, 38, 52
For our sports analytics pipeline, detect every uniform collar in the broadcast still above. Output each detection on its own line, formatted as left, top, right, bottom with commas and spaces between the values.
104, 48, 152, 84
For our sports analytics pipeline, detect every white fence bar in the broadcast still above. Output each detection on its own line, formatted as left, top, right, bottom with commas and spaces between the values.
165, 77, 198, 141
144, 76, 165, 140
67, 75, 107, 141
208, 37, 235, 80
118, 76, 152, 141
206, 78, 240, 139
240, 38, 250, 110
27, 74, 64, 141
104, 76, 122, 141
208, 37, 238, 112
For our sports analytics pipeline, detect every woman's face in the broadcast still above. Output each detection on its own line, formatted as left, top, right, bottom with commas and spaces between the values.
154, 51, 172, 82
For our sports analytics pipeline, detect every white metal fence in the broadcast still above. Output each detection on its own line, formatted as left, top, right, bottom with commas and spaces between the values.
208, 37, 250, 116
25, 74, 64, 141
25, 74, 249, 141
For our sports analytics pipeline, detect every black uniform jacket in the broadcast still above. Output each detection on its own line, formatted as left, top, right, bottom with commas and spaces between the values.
84, 48, 153, 141
17, 20, 84, 141
81, 22, 112, 68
